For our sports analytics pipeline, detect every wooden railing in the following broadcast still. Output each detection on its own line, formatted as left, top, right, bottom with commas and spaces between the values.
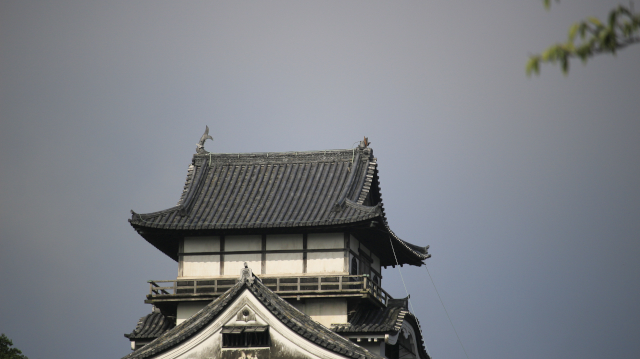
147, 275, 392, 306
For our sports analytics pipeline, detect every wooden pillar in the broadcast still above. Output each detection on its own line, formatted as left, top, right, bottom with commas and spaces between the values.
261, 234, 267, 275
178, 238, 184, 277
344, 232, 350, 273
220, 235, 225, 276
302, 233, 308, 273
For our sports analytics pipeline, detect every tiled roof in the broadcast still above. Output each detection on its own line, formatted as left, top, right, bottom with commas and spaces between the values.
125, 311, 175, 340
129, 142, 430, 266
333, 299, 409, 334
122, 277, 384, 359
130, 147, 381, 229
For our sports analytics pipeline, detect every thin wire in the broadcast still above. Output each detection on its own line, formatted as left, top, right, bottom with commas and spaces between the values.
388, 235, 415, 313
388, 236, 431, 357
425, 263, 470, 359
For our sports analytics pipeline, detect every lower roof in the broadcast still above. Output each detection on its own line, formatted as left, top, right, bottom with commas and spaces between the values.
125, 311, 175, 340
122, 276, 384, 359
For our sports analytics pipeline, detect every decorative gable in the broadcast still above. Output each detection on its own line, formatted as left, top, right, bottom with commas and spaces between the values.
123, 273, 383, 359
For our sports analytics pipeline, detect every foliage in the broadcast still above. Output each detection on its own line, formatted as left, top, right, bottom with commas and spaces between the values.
527, 1, 640, 76
0, 334, 28, 359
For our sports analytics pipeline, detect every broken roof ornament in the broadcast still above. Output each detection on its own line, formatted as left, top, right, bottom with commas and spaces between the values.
196, 126, 213, 154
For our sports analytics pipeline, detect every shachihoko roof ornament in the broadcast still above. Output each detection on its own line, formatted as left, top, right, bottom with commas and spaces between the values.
195, 125, 213, 154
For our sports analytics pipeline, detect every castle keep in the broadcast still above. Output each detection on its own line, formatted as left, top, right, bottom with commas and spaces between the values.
123, 130, 431, 359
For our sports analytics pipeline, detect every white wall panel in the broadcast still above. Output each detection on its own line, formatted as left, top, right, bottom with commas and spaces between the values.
266, 234, 302, 250
176, 301, 208, 325
182, 255, 220, 277
182, 237, 220, 277
307, 233, 343, 249
184, 236, 220, 252
266, 253, 303, 274
225, 253, 261, 275
307, 252, 344, 273
225, 235, 261, 251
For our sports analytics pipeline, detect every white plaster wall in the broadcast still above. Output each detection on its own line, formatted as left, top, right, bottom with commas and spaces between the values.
307, 233, 343, 249
264, 234, 304, 274
182, 237, 221, 277
225, 235, 261, 251
176, 301, 209, 325
184, 236, 220, 252
307, 252, 344, 273
182, 255, 220, 277
290, 298, 347, 328
224, 235, 262, 275
225, 253, 261, 276
266, 234, 302, 250
266, 253, 303, 274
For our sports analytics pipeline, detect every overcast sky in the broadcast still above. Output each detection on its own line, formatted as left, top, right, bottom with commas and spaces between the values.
1, 1, 639, 359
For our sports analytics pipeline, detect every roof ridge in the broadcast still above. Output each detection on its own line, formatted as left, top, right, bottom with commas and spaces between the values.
356, 158, 377, 205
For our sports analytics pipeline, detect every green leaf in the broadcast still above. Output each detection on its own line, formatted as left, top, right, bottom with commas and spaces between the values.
588, 17, 603, 27
608, 9, 618, 29
526, 57, 540, 77
568, 22, 579, 41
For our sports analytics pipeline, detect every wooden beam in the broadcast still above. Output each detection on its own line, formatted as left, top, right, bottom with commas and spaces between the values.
261, 234, 266, 275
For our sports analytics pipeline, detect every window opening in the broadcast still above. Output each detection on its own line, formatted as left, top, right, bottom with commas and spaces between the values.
221, 326, 269, 348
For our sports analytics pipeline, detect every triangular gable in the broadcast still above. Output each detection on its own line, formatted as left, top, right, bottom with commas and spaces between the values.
123, 278, 382, 359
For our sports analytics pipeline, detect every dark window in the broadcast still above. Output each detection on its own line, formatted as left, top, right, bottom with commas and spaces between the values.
222, 326, 269, 348
351, 257, 358, 275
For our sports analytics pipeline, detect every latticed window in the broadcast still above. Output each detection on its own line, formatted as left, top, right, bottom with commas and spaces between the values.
221, 326, 269, 348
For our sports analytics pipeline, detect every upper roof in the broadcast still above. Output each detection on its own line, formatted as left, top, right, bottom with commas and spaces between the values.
131, 146, 381, 230
122, 274, 384, 359
129, 135, 430, 266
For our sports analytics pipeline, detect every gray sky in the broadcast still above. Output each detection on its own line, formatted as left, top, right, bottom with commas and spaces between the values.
1, 1, 639, 358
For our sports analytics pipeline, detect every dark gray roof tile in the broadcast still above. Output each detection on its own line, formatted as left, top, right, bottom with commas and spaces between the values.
125, 312, 175, 340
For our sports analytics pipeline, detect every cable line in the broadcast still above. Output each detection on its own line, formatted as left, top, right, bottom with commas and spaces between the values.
388, 235, 431, 357
424, 263, 470, 359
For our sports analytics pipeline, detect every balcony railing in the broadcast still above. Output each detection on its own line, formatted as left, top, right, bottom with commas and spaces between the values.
147, 275, 392, 306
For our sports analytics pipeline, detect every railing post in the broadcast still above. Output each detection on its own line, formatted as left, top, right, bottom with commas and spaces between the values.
173, 281, 177, 295
339, 276, 342, 291
149, 282, 153, 296
215, 279, 218, 293
297, 277, 301, 292
277, 278, 280, 292
363, 276, 368, 292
